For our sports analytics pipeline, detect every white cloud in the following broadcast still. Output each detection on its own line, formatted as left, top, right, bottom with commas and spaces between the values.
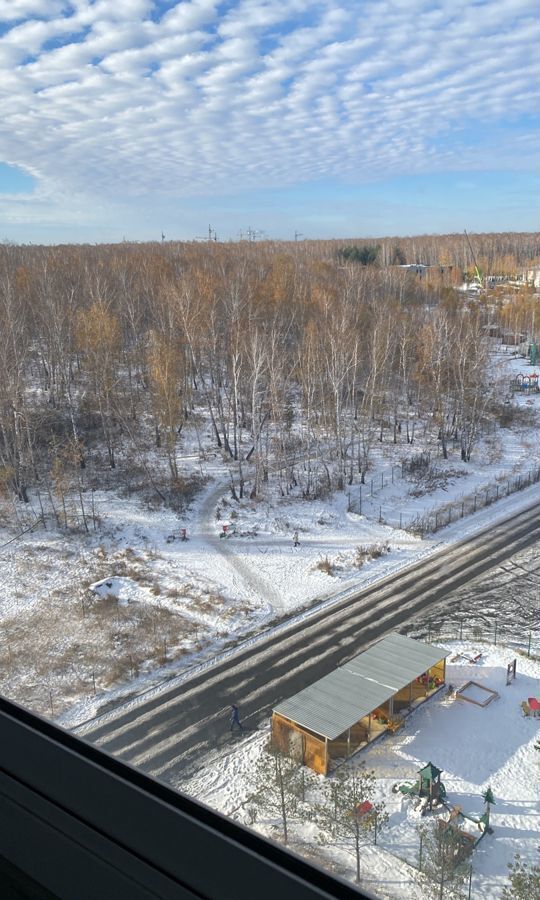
0, 0, 538, 234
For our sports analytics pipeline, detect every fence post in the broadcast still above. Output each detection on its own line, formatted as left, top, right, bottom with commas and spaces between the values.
494, 619, 498, 645
473, 494, 477, 512
496, 485, 499, 500
459, 619, 463, 640
461, 501, 465, 518
448, 508, 451, 524
359, 485, 362, 515
371, 479, 374, 496
435, 511, 439, 529
527, 631, 532, 657
379, 505, 382, 523
399, 512, 403, 529
381, 473, 384, 488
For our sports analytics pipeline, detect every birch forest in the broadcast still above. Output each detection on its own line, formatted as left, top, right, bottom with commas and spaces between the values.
1, 232, 539, 526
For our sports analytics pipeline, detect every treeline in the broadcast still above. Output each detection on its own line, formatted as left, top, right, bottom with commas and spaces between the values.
0, 234, 537, 519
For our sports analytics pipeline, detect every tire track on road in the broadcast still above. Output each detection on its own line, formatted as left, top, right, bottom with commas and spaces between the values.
80, 501, 540, 782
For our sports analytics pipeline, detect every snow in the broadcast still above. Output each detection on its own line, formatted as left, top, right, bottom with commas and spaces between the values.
177, 643, 540, 899
1, 338, 539, 896
1, 341, 540, 727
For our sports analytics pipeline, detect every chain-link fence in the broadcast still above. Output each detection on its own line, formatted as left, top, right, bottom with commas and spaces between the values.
348, 461, 540, 537
405, 622, 539, 658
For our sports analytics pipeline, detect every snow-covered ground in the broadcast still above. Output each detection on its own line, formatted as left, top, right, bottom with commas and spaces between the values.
178, 642, 540, 899
1, 344, 540, 724
1, 340, 539, 898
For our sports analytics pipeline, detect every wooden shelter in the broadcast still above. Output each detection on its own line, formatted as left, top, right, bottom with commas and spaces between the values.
272, 633, 449, 775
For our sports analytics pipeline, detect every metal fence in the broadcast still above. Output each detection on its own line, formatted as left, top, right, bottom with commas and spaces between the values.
405, 623, 539, 658
349, 463, 540, 537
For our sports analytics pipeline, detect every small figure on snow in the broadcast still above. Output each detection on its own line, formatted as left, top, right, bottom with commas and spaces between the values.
180, 528, 188, 541
230, 704, 244, 733
292, 530, 300, 548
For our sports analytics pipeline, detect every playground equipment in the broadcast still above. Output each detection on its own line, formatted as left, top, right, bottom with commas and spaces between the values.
511, 372, 540, 393
392, 761, 447, 814
455, 681, 499, 707
522, 697, 540, 717
393, 762, 496, 846
437, 788, 494, 863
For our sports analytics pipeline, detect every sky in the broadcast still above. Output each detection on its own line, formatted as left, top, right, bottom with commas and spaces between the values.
0, 0, 539, 244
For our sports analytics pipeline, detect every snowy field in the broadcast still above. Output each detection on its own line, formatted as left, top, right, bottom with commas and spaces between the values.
0, 339, 539, 898
0, 344, 539, 725
178, 642, 540, 899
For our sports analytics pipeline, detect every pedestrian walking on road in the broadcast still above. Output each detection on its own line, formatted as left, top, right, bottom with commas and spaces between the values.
292, 530, 300, 548
230, 704, 244, 733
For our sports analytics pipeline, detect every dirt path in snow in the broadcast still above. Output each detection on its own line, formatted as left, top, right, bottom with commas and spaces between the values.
197, 480, 285, 613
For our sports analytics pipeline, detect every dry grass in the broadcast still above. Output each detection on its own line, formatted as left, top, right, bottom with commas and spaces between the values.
0, 581, 219, 718
313, 555, 335, 576
354, 543, 391, 568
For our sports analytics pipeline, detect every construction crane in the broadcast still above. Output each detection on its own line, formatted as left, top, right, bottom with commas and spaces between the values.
463, 230, 483, 288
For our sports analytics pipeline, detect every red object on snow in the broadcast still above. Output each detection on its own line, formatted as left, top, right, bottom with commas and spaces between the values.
528, 697, 540, 711
356, 801, 374, 818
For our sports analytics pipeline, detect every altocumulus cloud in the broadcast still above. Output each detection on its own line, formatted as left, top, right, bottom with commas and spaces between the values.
0, 0, 539, 231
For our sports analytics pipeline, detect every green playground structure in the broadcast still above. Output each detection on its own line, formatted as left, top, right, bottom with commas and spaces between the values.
392, 761, 447, 813
393, 763, 495, 845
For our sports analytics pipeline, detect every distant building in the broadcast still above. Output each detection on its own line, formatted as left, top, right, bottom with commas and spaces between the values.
395, 264, 454, 278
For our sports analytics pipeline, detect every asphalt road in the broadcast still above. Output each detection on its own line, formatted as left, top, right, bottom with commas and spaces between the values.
78, 499, 540, 783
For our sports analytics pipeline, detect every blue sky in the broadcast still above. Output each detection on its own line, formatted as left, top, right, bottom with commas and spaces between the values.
0, 0, 538, 244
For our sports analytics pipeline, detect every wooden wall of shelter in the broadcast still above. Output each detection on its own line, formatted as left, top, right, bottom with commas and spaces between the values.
272, 713, 328, 775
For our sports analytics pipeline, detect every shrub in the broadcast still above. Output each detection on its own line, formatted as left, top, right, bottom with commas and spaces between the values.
314, 556, 335, 576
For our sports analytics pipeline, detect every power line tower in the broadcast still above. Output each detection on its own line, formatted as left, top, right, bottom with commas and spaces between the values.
294, 231, 303, 241
195, 224, 218, 242
238, 227, 263, 242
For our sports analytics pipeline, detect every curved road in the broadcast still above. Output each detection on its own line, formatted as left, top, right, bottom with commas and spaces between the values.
79, 499, 540, 783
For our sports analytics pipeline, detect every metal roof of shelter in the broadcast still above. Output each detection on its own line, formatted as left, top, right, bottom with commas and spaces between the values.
273, 632, 449, 741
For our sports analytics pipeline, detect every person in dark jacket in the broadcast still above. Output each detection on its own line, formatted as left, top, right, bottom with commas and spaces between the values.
230, 704, 243, 733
